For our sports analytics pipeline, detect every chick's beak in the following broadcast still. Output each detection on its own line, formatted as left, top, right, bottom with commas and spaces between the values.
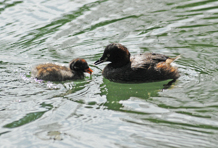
85, 67, 93, 75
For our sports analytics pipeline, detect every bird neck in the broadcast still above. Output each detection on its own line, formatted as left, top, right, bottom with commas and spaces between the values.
110, 58, 130, 68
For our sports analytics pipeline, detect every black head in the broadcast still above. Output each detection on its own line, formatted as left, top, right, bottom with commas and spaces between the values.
69, 58, 93, 74
94, 43, 131, 68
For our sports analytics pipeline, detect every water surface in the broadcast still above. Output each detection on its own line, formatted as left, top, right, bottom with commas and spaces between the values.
1, 0, 218, 147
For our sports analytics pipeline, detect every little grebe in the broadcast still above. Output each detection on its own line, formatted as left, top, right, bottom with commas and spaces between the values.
32, 58, 93, 81
94, 43, 179, 83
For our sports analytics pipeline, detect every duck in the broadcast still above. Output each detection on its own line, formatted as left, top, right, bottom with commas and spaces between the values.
31, 58, 93, 81
94, 43, 180, 83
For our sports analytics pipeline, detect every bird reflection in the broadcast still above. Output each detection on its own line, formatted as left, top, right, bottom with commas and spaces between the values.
100, 79, 177, 111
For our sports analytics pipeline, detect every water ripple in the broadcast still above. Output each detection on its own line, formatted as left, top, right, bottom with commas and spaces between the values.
1, 0, 218, 147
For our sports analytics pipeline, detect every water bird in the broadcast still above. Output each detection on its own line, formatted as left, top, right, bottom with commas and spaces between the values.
32, 58, 93, 81
94, 43, 180, 83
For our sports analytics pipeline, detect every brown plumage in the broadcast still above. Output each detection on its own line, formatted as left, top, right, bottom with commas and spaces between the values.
94, 43, 180, 83
31, 58, 93, 81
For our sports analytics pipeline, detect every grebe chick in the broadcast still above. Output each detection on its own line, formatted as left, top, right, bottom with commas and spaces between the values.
32, 58, 93, 81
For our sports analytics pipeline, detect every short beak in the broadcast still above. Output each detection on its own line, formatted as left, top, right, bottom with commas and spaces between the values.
94, 57, 106, 65
94, 60, 103, 65
85, 67, 93, 75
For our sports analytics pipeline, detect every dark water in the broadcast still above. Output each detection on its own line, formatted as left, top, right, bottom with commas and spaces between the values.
1, 0, 218, 147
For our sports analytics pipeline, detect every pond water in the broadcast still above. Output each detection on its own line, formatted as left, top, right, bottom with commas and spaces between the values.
1, 0, 218, 147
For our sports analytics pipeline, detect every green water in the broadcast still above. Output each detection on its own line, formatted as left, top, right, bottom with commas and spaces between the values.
1, 0, 218, 147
